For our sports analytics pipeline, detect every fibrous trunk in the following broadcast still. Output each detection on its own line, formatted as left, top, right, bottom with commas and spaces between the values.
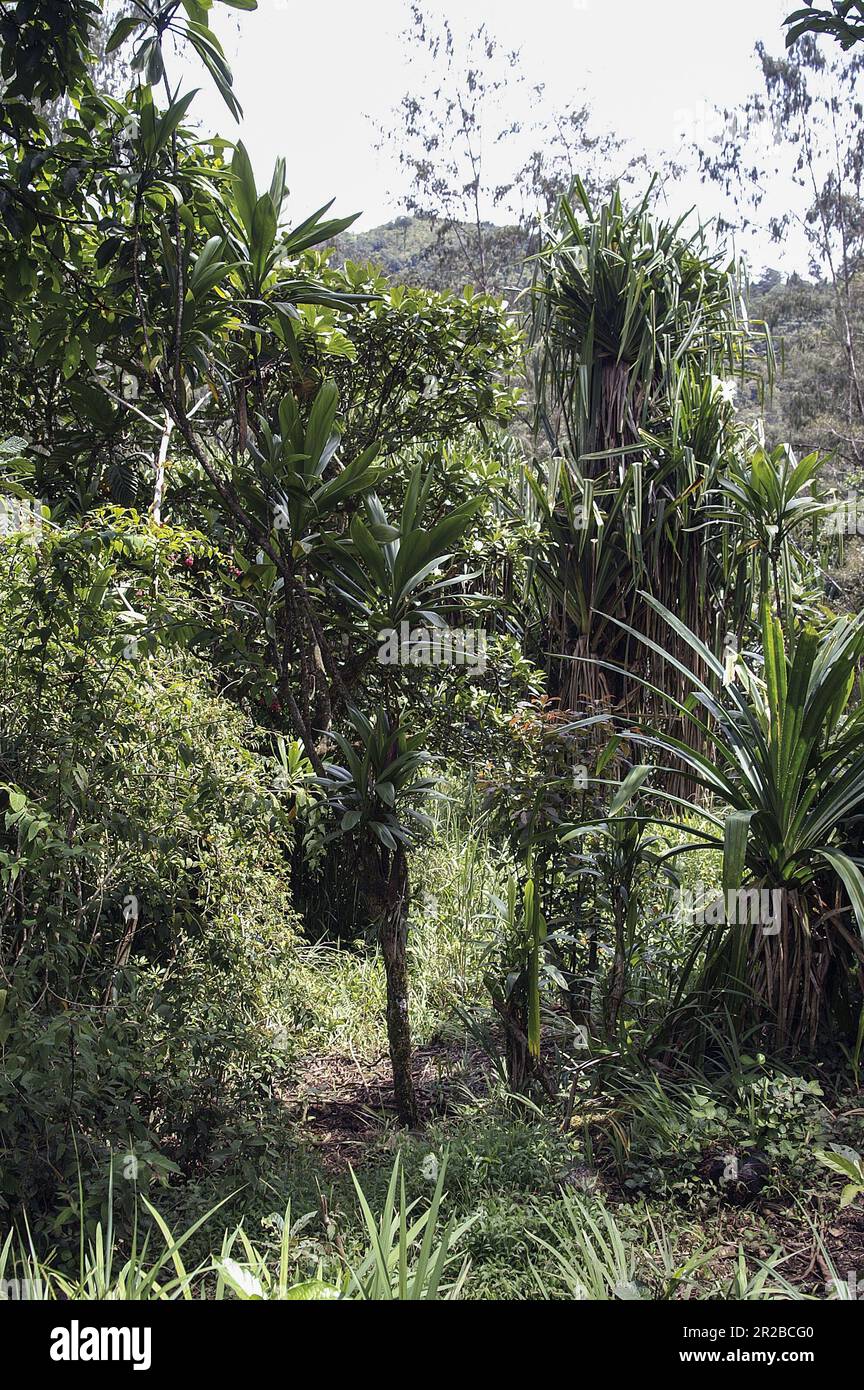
374, 847, 418, 1126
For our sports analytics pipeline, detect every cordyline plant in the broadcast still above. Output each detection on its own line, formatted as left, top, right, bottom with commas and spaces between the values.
317, 707, 438, 1126
480, 871, 551, 1095
0, 0, 515, 1134
0, 0, 513, 766
561, 765, 676, 1042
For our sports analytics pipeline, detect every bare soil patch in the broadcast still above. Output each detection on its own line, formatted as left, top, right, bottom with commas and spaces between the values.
278, 1041, 489, 1171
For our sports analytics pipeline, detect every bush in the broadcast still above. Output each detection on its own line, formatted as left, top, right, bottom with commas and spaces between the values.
0, 523, 300, 1230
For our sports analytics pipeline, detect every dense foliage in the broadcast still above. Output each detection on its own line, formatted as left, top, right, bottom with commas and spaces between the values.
0, 0, 862, 1306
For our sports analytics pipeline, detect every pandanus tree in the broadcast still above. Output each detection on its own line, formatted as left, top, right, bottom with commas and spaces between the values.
605, 594, 864, 1050
527, 180, 767, 727
713, 442, 835, 640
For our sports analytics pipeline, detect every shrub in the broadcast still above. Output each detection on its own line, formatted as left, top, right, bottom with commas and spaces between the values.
0, 525, 299, 1229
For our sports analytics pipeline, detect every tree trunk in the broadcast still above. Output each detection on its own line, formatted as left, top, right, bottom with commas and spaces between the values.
607, 945, 626, 1038
150, 408, 173, 525
377, 847, 418, 1126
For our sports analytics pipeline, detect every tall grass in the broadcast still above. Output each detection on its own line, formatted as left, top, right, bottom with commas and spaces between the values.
529, 1190, 846, 1301
0, 1156, 467, 1301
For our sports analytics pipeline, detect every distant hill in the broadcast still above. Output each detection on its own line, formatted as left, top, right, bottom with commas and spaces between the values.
331, 215, 531, 298
749, 270, 863, 484
331, 216, 442, 279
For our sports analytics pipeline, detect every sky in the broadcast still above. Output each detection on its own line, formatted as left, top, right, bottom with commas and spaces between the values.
182, 0, 808, 275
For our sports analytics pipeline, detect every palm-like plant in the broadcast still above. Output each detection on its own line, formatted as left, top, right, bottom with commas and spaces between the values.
531, 181, 751, 456
318, 707, 437, 1125
222, 142, 363, 307
480, 871, 551, 1093
249, 382, 383, 565
603, 594, 864, 1047
713, 443, 834, 637
562, 766, 676, 1039
332, 461, 484, 636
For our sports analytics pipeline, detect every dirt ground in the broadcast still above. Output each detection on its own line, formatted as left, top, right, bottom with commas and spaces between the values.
277, 1041, 488, 1171
277, 1045, 864, 1295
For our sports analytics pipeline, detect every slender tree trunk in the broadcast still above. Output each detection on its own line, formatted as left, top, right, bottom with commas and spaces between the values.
150, 409, 174, 524
607, 948, 626, 1037
607, 904, 628, 1038
378, 847, 418, 1126
493, 997, 530, 1093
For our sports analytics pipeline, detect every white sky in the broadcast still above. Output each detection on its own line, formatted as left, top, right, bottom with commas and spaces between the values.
182, 0, 811, 276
